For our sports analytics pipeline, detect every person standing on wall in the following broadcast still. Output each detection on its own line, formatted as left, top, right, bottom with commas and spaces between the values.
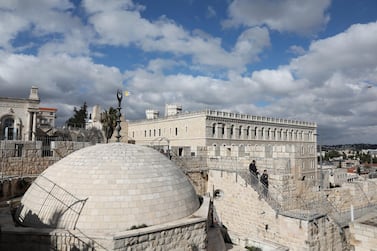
260, 169, 269, 197
249, 160, 258, 185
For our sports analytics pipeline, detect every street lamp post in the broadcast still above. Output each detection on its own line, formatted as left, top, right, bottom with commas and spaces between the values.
115, 89, 123, 142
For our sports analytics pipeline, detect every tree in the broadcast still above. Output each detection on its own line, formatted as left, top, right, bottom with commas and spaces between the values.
324, 150, 341, 161
101, 107, 117, 143
66, 102, 88, 128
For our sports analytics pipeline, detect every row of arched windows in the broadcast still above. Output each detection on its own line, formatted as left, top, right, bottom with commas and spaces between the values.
211, 123, 315, 142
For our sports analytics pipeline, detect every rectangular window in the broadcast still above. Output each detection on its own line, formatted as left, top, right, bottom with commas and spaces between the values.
14, 144, 23, 157
175, 128, 178, 136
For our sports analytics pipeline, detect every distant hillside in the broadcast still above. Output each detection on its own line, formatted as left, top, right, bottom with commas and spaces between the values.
322, 144, 377, 151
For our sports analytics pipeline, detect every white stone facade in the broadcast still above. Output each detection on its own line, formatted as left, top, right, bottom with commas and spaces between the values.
0, 87, 57, 140
128, 109, 319, 190
128, 109, 317, 149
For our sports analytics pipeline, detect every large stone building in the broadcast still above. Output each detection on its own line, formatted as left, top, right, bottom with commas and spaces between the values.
128, 104, 317, 151
0, 87, 57, 141
128, 104, 319, 190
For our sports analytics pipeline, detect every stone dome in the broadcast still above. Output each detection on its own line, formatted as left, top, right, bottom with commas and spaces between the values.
16, 143, 200, 233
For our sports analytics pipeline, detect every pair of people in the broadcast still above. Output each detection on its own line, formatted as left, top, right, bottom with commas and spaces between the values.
249, 160, 269, 196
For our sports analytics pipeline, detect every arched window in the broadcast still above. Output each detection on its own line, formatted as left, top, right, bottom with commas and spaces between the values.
2, 117, 15, 140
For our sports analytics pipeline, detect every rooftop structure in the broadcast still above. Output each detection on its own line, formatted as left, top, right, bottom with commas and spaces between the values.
16, 143, 200, 233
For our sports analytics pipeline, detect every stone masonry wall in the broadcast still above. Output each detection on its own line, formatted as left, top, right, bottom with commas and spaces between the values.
0, 157, 57, 177
0, 214, 207, 251
113, 221, 207, 251
51, 141, 91, 158
0, 140, 91, 177
350, 212, 377, 251
208, 170, 346, 251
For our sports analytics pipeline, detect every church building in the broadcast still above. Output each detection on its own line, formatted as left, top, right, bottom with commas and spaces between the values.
0, 87, 57, 141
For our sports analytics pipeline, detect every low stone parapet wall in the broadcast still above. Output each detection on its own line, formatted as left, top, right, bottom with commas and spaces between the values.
0, 197, 210, 251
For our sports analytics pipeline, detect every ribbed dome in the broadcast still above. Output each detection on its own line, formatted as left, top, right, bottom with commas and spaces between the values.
16, 143, 199, 233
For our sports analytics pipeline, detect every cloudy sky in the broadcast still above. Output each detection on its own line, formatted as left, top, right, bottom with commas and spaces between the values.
1, 0, 376, 145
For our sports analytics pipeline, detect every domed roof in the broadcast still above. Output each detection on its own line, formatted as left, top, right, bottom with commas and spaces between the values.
16, 143, 199, 233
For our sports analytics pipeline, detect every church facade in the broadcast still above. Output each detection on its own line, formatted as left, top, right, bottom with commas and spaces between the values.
0, 87, 57, 141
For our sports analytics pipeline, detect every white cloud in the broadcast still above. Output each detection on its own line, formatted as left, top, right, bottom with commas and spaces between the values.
290, 22, 377, 83
85, 1, 269, 71
0, 0, 92, 56
233, 27, 270, 63
288, 45, 306, 55
223, 0, 331, 35
0, 51, 123, 125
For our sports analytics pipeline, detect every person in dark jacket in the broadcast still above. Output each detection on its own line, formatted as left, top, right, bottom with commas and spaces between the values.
249, 160, 258, 184
260, 169, 269, 197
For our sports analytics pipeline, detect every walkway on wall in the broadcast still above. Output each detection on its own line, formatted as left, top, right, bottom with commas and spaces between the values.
216, 168, 377, 227
136, 152, 377, 229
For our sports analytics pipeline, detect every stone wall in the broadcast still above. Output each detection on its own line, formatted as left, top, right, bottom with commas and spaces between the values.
0, 140, 91, 177
326, 179, 377, 212
0, 221, 207, 251
51, 141, 92, 158
207, 170, 346, 251
113, 220, 207, 251
0, 157, 57, 177
349, 212, 377, 251
0, 197, 210, 251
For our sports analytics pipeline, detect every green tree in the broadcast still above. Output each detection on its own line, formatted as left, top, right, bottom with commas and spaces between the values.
324, 150, 341, 160
101, 107, 117, 143
66, 102, 88, 128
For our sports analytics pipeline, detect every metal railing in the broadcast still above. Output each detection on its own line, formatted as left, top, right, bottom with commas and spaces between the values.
16, 174, 87, 230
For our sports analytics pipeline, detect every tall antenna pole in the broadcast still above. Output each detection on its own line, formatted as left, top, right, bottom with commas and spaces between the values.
116, 89, 123, 142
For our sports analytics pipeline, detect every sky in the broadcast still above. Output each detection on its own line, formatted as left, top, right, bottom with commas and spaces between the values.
0, 0, 376, 145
